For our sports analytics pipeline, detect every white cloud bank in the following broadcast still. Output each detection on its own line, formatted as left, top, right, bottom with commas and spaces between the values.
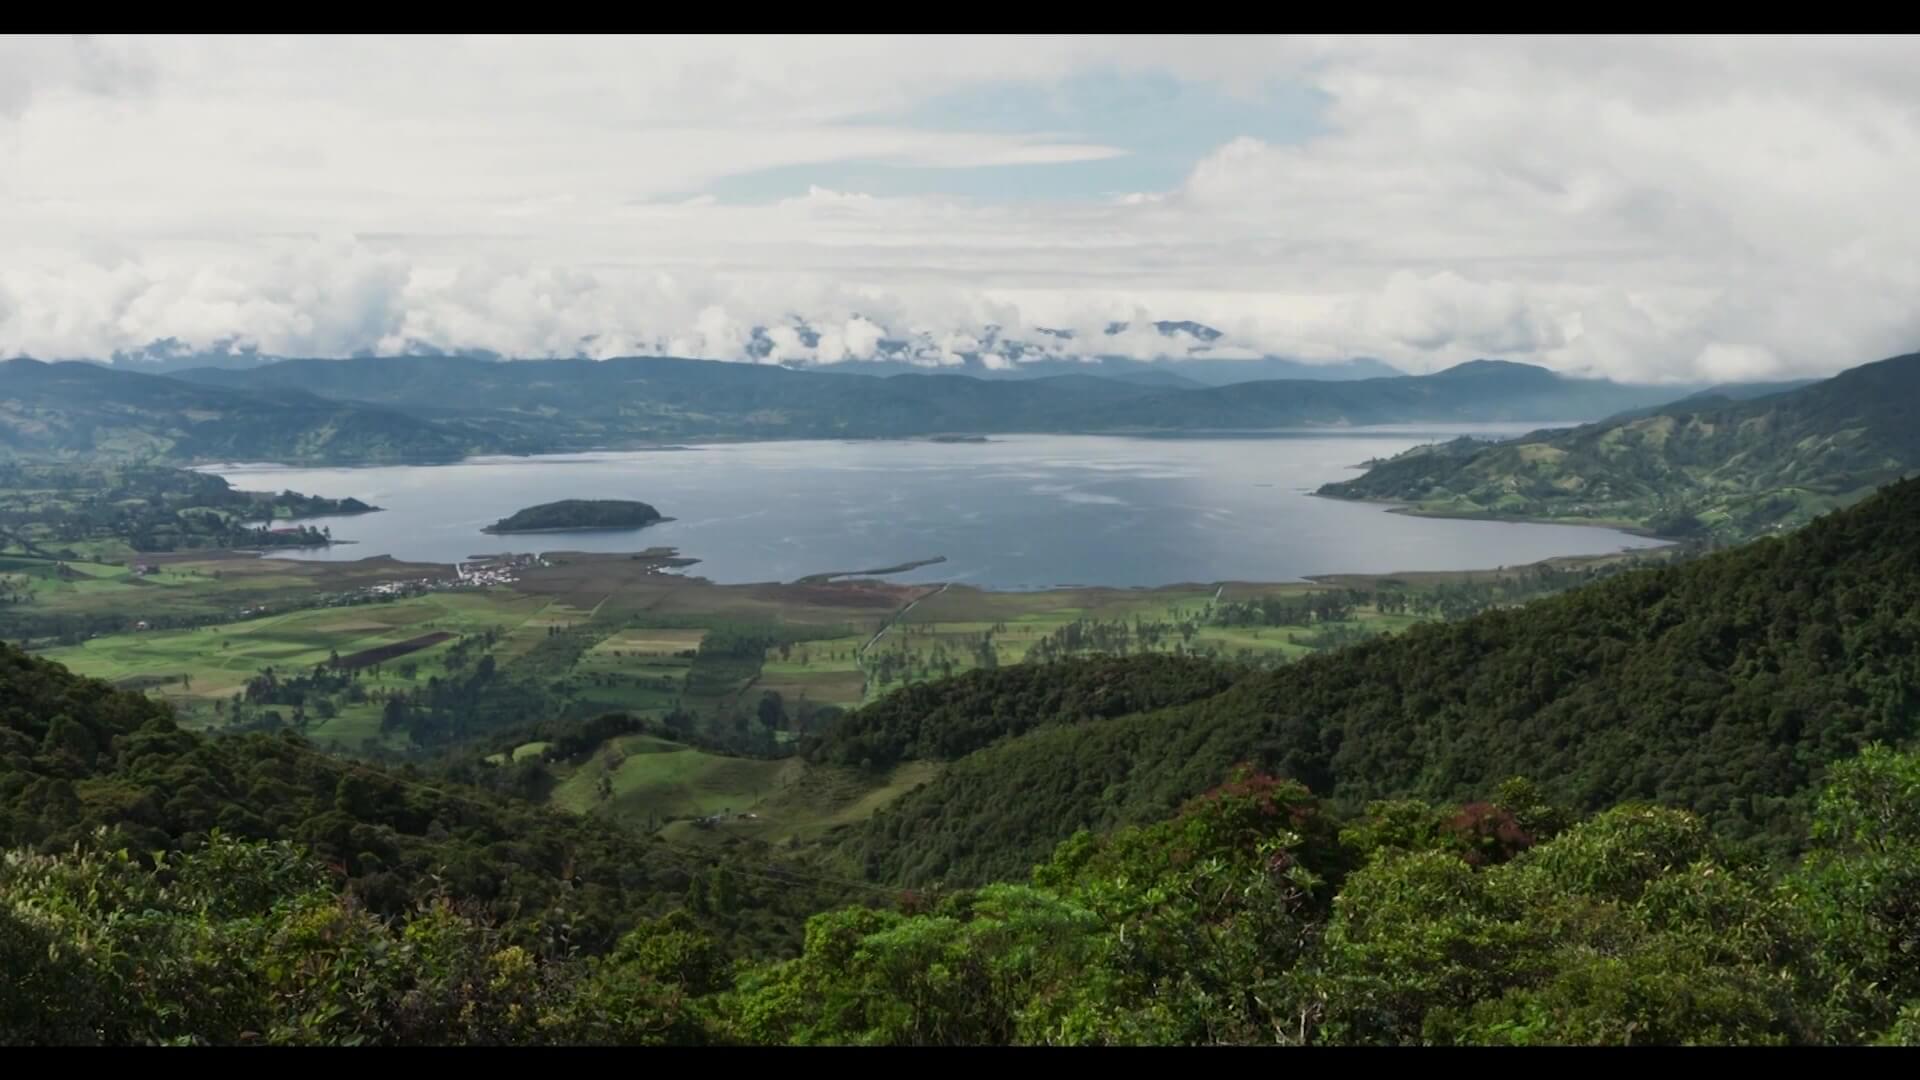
4, 34, 1919, 382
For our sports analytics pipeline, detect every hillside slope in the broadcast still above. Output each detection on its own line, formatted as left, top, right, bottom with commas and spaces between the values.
0, 641, 858, 956
1060, 359, 1693, 429
1318, 352, 1920, 539
830, 476, 1920, 886
0, 359, 492, 464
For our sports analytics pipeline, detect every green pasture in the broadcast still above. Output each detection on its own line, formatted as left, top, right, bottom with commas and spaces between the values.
40, 589, 558, 724
548, 734, 788, 824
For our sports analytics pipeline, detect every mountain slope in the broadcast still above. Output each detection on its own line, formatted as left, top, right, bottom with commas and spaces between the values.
0, 359, 493, 464
827, 475, 1920, 886
178, 354, 1700, 446
177, 355, 1165, 445
1318, 351, 1920, 539
1059, 359, 1696, 430
809, 358, 1211, 389
808, 354, 1402, 387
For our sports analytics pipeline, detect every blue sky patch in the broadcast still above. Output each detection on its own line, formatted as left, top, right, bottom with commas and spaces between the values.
704, 72, 1330, 203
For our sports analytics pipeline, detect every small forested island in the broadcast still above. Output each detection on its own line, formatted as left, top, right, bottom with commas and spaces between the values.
482, 499, 667, 534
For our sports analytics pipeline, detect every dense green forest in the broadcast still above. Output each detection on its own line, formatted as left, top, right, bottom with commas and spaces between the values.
833, 475, 1920, 887
808, 655, 1244, 770
0, 643, 867, 963
1320, 351, 1920, 541
483, 499, 665, 534
6, 737, 1919, 1044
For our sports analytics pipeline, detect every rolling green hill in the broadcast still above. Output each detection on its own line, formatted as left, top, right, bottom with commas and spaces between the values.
824, 474, 1920, 888
6, 631, 1919, 1044
0, 639, 860, 960
1317, 352, 1920, 539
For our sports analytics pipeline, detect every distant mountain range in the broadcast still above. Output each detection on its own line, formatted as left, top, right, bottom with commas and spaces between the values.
802, 354, 1406, 388
86, 322, 1408, 386
0, 350, 1744, 466
1319, 352, 1920, 540
1037, 359, 1700, 429
752, 318, 1412, 385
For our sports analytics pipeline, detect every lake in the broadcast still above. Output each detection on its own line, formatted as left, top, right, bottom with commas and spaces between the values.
210, 429, 1667, 589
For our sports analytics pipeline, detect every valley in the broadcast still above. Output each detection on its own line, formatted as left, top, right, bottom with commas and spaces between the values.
3, 366, 1916, 1045
27, 523, 1675, 851
12, 32, 1920, 1048
7, 474, 1918, 1044
0, 422, 1693, 864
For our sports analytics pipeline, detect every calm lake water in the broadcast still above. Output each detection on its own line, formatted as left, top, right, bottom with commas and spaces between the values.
210, 429, 1666, 589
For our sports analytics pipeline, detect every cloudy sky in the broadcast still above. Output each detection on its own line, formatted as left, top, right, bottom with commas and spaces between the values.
4, 34, 1918, 382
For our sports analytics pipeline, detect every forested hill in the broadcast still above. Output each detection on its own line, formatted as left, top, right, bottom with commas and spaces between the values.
483, 498, 665, 534
832, 475, 1920, 887
1318, 351, 1920, 540
1046, 358, 1695, 430
0, 642, 861, 959
0, 358, 496, 465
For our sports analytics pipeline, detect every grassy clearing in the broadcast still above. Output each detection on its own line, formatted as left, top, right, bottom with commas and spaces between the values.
547, 734, 789, 825
659, 759, 944, 849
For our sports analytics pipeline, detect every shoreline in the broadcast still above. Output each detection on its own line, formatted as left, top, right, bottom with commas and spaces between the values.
187, 424, 1592, 471
1306, 489, 1682, 543
281, 506, 383, 520
229, 541, 1672, 600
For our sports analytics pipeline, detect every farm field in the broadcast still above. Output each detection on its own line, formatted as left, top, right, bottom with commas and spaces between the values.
0, 546, 453, 644
40, 588, 561, 750
853, 580, 1415, 700
24, 540, 1673, 845
486, 724, 940, 853
32, 542, 1633, 752
566, 628, 703, 716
